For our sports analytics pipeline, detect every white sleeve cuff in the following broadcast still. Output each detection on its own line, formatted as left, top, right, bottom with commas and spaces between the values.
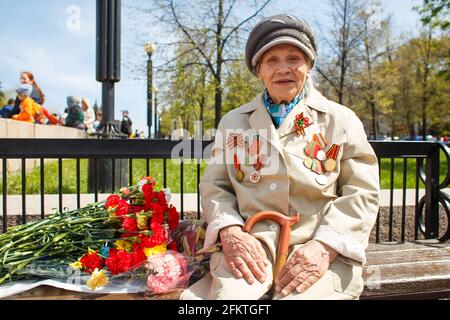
203, 215, 244, 249
314, 226, 367, 264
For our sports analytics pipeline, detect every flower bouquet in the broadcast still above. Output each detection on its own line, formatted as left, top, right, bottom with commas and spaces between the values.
0, 176, 187, 294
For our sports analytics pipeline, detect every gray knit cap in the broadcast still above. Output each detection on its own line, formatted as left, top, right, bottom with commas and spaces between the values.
245, 14, 317, 76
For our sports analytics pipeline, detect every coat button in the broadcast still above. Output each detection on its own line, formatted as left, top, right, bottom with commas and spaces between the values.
269, 183, 277, 191
269, 224, 278, 232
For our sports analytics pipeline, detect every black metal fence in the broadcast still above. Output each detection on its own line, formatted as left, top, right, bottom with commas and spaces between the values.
0, 139, 449, 243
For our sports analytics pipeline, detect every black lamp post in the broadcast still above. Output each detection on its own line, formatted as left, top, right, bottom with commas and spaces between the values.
89, 0, 127, 193
154, 87, 159, 138
144, 42, 155, 138
95, 0, 123, 137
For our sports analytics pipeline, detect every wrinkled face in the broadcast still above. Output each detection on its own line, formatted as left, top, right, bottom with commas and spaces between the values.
257, 44, 310, 104
20, 73, 32, 84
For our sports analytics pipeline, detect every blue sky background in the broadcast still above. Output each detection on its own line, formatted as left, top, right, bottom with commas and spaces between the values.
0, 0, 423, 136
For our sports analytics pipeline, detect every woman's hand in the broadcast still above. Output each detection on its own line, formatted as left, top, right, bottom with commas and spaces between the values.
275, 240, 338, 297
219, 225, 269, 285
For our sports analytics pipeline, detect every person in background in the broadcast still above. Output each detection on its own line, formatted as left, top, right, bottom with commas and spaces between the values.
120, 110, 133, 137
64, 96, 85, 130
9, 71, 46, 118
0, 99, 15, 118
12, 84, 41, 123
82, 98, 96, 133
93, 111, 102, 132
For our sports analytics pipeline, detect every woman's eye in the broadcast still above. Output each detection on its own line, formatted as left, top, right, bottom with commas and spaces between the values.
266, 57, 278, 64
288, 56, 301, 63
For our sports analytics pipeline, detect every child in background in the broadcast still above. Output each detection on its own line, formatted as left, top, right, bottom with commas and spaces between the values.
12, 84, 41, 123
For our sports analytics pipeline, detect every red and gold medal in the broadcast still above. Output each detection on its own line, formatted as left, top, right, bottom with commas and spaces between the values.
234, 153, 244, 182
324, 144, 340, 172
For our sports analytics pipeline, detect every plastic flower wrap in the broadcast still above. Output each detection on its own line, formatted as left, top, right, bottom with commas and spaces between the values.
146, 251, 199, 296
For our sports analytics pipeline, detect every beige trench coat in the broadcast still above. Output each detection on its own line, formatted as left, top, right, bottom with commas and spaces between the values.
198, 81, 380, 298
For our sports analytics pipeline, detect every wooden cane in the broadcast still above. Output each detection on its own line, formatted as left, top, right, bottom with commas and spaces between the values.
242, 211, 300, 281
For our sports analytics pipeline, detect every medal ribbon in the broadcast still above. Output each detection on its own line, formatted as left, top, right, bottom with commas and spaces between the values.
253, 134, 264, 171
305, 141, 321, 158
313, 133, 327, 149
326, 144, 340, 160
233, 153, 240, 171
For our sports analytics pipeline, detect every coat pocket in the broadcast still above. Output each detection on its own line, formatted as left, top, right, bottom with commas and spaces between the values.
329, 258, 364, 298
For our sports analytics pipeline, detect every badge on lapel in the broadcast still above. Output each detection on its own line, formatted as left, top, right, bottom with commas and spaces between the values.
294, 112, 311, 136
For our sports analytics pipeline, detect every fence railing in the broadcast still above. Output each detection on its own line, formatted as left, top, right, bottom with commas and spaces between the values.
0, 138, 449, 243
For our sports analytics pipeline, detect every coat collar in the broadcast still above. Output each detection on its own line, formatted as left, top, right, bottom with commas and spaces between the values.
246, 94, 285, 161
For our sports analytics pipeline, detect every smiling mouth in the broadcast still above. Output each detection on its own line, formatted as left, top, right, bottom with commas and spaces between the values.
274, 79, 295, 84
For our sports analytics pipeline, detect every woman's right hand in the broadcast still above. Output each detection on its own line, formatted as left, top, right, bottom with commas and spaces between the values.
219, 225, 269, 284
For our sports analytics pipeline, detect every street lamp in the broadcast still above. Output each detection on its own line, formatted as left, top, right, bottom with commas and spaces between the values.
154, 87, 159, 138
144, 42, 155, 138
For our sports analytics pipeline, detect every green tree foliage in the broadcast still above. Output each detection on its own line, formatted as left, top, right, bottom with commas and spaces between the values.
415, 0, 450, 30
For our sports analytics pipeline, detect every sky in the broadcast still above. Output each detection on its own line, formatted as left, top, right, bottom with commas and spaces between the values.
0, 0, 423, 137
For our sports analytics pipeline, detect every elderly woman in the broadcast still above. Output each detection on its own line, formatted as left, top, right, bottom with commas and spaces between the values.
181, 14, 379, 300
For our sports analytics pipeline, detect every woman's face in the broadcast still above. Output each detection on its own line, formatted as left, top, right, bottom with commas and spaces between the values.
258, 44, 310, 104
20, 73, 32, 84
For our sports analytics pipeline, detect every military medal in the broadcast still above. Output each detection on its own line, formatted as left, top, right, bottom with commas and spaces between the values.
304, 141, 321, 158
249, 134, 264, 184
294, 113, 311, 136
249, 171, 261, 183
304, 157, 313, 169
233, 153, 244, 182
324, 144, 340, 172
316, 150, 327, 161
311, 158, 326, 175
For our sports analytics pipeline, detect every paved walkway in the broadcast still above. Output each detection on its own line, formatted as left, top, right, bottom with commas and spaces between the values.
1, 189, 449, 216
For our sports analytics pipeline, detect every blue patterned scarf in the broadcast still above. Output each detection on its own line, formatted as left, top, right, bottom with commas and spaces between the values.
263, 89, 304, 128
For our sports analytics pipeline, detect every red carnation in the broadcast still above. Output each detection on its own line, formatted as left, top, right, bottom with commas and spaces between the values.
157, 191, 167, 207
138, 234, 153, 248
151, 203, 165, 224
122, 217, 139, 233
168, 206, 179, 230
115, 200, 131, 217
105, 195, 121, 209
132, 244, 146, 265
105, 195, 130, 219
142, 183, 154, 196
149, 221, 166, 247
80, 251, 104, 274
132, 205, 145, 214
106, 249, 135, 274
105, 249, 121, 274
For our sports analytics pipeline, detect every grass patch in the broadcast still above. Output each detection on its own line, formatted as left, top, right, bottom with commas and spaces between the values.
1, 158, 207, 195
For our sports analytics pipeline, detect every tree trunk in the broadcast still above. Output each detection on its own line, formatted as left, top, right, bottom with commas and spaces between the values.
338, 0, 349, 105
214, 0, 224, 129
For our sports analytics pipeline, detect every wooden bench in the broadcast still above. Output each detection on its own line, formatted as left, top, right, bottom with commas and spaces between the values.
361, 241, 450, 300
4, 240, 449, 300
